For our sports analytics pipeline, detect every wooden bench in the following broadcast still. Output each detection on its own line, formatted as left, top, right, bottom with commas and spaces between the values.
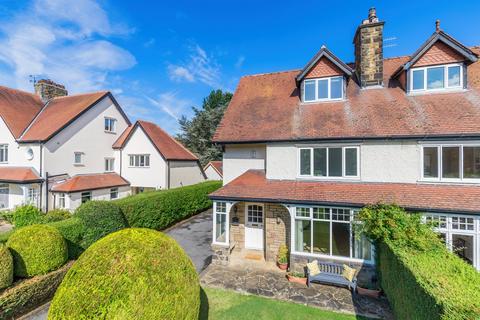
306, 261, 357, 293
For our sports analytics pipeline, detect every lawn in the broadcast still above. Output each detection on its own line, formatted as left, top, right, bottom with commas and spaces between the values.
200, 287, 370, 320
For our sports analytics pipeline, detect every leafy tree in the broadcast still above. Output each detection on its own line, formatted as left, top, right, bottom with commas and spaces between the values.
177, 90, 232, 166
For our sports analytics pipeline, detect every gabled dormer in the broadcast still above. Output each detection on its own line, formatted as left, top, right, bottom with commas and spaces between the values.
296, 46, 353, 103
392, 21, 478, 94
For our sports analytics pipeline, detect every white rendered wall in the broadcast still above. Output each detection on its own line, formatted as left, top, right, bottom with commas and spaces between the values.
169, 161, 205, 188
204, 165, 222, 180
223, 144, 266, 184
66, 185, 131, 211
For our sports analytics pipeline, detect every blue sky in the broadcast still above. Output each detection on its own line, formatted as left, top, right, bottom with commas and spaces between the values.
0, 0, 479, 133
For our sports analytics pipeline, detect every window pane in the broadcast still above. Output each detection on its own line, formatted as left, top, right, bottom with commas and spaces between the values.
427, 67, 444, 89
345, 148, 357, 176
300, 149, 311, 175
313, 207, 330, 220
442, 146, 460, 178
317, 79, 328, 99
313, 221, 330, 254
352, 230, 372, 260
331, 222, 350, 257
463, 146, 480, 179
412, 69, 424, 90
328, 148, 342, 177
452, 234, 474, 265
296, 207, 310, 218
215, 213, 226, 242
313, 148, 327, 176
330, 77, 343, 99
304, 80, 316, 101
295, 220, 311, 253
448, 66, 461, 87
423, 147, 438, 178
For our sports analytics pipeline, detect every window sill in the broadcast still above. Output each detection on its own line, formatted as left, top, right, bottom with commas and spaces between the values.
409, 88, 467, 96
418, 179, 480, 185
127, 166, 150, 169
296, 176, 361, 182
73, 164, 85, 167
104, 131, 116, 134
301, 98, 346, 105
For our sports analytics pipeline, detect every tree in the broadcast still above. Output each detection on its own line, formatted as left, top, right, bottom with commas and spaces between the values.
177, 90, 232, 166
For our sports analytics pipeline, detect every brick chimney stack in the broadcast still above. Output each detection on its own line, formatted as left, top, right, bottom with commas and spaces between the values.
34, 79, 68, 102
353, 7, 385, 88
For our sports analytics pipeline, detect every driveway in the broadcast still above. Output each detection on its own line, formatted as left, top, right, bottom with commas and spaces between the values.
20, 209, 214, 320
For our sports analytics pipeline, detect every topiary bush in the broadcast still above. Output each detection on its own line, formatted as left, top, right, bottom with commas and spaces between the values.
48, 218, 85, 259
74, 201, 128, 248
0, 244, 13, 289
42, 209, 71, 223
117, 180, 221, 230
48, 228, 200, 320
6, 225, 68, 278
11, 205, 42, 228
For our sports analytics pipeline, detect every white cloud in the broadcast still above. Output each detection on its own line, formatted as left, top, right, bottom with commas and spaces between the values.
235, 55, 245, 69
143, 38, 156, 48
146, 91, 192, 121
167, 44, 221, 88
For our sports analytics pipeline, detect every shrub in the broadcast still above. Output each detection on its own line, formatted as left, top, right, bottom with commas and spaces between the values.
49, 228, 200, 320
7, 225, 68, 277
0, 230, 13, 244
0, 244, 13, 289
0, 261, 73, 319
117, 180, 221, 230
48, 218, 85, 259
11, 205, 42, 228
42, 209, 71, 223
0, 210, 13, 223
75, 201, 128, 248
277, 244, 288, 263
358, 204, 480, 319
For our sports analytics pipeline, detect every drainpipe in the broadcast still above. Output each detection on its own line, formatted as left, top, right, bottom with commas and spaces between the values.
45, 172, 49, 212
39, 144, 43, 210
167, 161, 171, 189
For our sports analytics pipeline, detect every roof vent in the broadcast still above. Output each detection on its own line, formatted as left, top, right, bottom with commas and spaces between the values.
34, 79, 68, 102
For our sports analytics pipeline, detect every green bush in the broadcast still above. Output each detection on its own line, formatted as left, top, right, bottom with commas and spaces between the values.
0, 261, 72, 319
0, 210, 13, 223
42, 209, 71, 223
7, 225, 68, 277
11, 205, 42, 228
0, 230, 13, 244
48, 228, 200, 320
117, 180, 221, 230
0, 244, 13, 289
358, 204, 480, 319
48, 218, 85, 259
75, 201, 128, 248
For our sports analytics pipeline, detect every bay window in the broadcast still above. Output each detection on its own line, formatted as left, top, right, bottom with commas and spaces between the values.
299, 146, 359, 178
293, 206, 373, 263
411, 63, 463, 92
422, 144, 480, 181
303, 76, 344, 102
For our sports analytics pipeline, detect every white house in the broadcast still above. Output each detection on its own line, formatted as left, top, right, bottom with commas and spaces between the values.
209, 9, 480, 272
204, 161, 223, 181
0, 79, 205, 211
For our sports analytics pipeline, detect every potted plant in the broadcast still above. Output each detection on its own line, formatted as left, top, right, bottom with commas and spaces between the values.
357, 277, 381, 298
286, 271, 307, 285
276, 244, 288, 270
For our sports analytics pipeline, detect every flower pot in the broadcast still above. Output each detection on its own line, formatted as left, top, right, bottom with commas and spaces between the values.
287, 274, 307, 285
357, 286, 381, 298
277, 261, 288, 270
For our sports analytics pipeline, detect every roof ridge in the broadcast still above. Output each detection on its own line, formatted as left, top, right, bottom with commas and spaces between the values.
51, 90, 108, 100
242, 69, 301, 78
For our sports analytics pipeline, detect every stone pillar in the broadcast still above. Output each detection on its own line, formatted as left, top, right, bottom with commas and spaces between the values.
264, 204, 290, 262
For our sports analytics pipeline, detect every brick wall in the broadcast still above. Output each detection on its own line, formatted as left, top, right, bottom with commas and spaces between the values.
414, 41, 465, 67
305, 57, 343, 79
265, 204, 290, 262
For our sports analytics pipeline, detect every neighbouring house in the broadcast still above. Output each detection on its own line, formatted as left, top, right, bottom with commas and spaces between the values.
209, 8, 480, 274
0, 80, 204, 211
204, 161, 223, 180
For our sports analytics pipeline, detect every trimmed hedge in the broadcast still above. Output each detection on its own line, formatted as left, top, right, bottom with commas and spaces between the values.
358, 204, 480, 319
49, 218, 85, 260
117, 180, 221, 230
0, 244, 13, 289
75, 201, 128, 248
0, 261, 73, 319
48, 228, 200, 319
42, 209, 71, 223
11, 205, 42, 228
7, 225, 68, 277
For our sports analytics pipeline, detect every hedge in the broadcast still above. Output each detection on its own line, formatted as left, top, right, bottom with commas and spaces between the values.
0, 261, 73, 319
11, 205, 42, 228
117, 180, 221, 230
358, 204, 480, 319
49, 228, 200, 319
7, 225, 68, 277
48, 218, 85, 260
0, 244, 13, 289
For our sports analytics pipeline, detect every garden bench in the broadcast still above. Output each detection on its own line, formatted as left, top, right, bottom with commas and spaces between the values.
306, 261, 357, 293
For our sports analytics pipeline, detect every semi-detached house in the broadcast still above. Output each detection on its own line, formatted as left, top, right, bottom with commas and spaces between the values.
0, 80, 205, 211
209, 8, 480, 273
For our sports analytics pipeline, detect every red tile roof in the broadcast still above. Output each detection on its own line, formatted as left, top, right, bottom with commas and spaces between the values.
205, 161, 223, 176
0, 167, 42, 183
0, 86, 43, 138
210, 170, 480, 214
213, 47, 480, 143
113, 120, 198, 161
51, 173, 129, 193
20, 92, 108, 142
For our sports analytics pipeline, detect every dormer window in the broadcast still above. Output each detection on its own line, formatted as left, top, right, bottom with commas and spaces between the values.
303, 76, 344, 102
410, 63, 463, 93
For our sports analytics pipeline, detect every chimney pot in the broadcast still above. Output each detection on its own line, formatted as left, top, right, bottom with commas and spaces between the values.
34, 79, 68, 102
435, 19, 441, 32
368, 7, 378, 23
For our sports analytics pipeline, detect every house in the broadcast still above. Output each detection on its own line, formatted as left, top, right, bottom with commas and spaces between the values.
209, 8, 480, 273
204, 161, 223, 180
0, 80, 204, 211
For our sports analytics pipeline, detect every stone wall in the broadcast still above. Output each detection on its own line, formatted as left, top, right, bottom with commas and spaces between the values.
34, 79, 68, 102
211, 244, 231, 266
230, 202, 245, 251
265, 204, 290, 262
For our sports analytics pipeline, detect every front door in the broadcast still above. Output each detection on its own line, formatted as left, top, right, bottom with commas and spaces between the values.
245, 204, 264, 250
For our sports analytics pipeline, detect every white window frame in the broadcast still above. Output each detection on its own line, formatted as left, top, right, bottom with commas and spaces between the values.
212, 201, 230, 246
26, 186, 39, 207
74, 152, 84, 165
410, 63, 463, 93
58, 193, 66, 209
298, 145, 360, 179
104, 117, 117, 133
128, 154, 150, 168
0, 144, 8, 163
291, 205, 374, 264
302, 76, 345, 102
0, 183, 8, 209
110, 187, 119, 200
421, 143, 480, 183
104, 158, 115, 172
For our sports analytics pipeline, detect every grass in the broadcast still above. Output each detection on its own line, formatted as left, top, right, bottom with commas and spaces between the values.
200, 287, 370, 320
